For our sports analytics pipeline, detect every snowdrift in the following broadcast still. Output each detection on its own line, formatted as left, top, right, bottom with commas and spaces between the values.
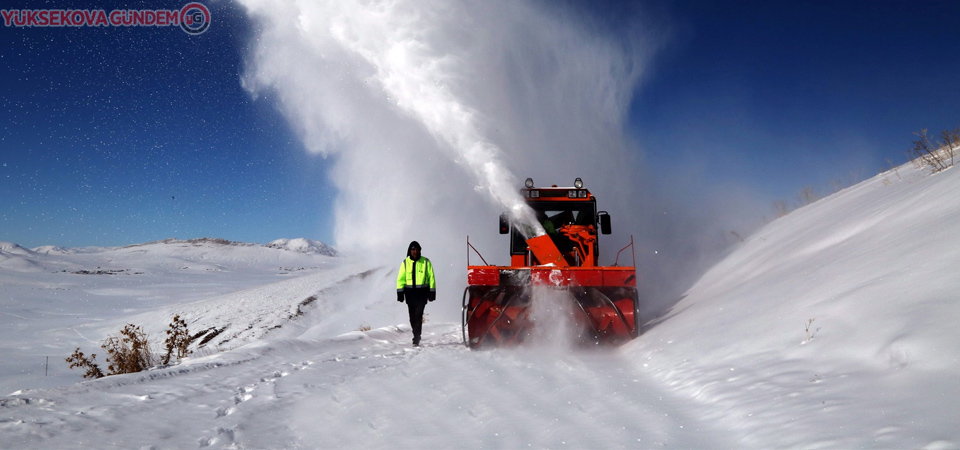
629, 161, 960, 448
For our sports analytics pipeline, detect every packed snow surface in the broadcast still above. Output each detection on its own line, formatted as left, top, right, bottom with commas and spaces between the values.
2, 162, 960, 448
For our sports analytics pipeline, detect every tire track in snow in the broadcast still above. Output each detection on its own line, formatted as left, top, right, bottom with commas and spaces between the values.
287, 324, 738, 449
2, 321, 738, 449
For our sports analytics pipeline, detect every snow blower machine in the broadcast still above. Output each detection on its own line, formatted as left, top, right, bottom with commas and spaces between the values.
463, 177, 640, 349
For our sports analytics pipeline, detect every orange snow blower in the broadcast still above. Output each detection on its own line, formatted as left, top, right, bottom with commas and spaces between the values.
462, 178, 640, 349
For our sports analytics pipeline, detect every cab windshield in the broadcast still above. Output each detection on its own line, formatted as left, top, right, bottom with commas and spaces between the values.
510, 200, 597, 255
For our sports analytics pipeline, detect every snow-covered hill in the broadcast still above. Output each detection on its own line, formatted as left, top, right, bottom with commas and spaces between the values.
630, 161, 960, 448
2, 162, 960, 448
1, 237, 337, 274
0, 242, 43, 272
266, 238, 339, 256
0, 237, 341, 395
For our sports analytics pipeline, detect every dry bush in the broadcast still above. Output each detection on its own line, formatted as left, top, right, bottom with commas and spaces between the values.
910, 127, 958, 173
830, 179, 843, 193
162, 314, 193, 365
798, 186, 820, 206
68, 316, 205, 378
773, 200, 789, 218
65, 348, 105, 379
803, 318, 821, 343
103, 324, 154, 375
885, 158, 902, 180
942, 127, 960, 166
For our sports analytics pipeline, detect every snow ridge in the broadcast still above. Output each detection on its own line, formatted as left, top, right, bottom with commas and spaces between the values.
266, 238, 339, 256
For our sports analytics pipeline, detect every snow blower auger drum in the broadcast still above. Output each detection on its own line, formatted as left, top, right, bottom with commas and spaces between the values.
462, 178, 641, 349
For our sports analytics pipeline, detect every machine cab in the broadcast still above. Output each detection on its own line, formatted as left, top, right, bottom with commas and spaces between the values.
501, 178, 611, 267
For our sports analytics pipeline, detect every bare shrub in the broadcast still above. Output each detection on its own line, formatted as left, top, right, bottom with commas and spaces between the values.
773, 200, 789, 218
885, 158, 902, 180
103, 324, 154, 375
65, 348, 105, 379
803, 318, 821, 344
798, 186, 820, 206
162, 314, 192, 365
942, 127, 960, 167
910, 128, 957, 173
68, 316, 208, 378
830, 179, 843, 193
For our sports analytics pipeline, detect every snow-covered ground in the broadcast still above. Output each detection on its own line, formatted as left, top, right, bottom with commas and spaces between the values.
2, 161, 960, 449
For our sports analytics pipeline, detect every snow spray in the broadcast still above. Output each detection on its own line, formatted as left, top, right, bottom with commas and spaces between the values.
321, 3, 545, 236
240, 0, 544, 242
526, 285, 578, 351
239, 1, 663, 328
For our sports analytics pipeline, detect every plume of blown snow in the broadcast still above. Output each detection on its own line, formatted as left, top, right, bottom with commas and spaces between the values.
239, 0, 665, 320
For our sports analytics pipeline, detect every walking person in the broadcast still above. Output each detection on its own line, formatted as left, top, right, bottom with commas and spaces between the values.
396, 241, 436, 346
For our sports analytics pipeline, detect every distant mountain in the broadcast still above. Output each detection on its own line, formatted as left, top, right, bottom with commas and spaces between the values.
0, 238, 338, 274
132, 237, 338, 256
0, 241, 35, 256
31, 245, 72, 255
266, 238, 339, 256
4, 238, 338, 257
0, 241, 43, 271
137, 237, 256, 248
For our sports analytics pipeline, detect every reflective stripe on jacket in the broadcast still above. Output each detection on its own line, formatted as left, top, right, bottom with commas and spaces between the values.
396, 256, 436, 294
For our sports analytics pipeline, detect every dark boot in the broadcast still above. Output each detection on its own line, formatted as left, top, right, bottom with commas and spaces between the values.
407, 297, 427, 346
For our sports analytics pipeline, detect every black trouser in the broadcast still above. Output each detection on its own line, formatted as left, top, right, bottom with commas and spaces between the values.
404, 291, 429, 342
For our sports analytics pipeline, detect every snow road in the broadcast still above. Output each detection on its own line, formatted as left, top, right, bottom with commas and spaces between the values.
2, 323, 732, 449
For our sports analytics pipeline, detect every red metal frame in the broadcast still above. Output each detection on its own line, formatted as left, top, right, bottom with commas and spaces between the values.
614, 235, 636, 267
462, 185, 640, 349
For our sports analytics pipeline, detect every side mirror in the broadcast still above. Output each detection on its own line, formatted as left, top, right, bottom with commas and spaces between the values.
499, 213, 510, 234
598, 211, 611, 235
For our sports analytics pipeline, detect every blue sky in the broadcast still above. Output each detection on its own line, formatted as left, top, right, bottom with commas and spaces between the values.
1, 1, 336, 247
633, 0, 960, 201
2, 0, 959, 248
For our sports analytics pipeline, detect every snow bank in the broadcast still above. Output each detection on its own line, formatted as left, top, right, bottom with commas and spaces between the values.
628, 161, 960, 448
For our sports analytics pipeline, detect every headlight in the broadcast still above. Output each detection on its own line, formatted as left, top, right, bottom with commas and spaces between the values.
525, 178, 535, 188
574, 177, 583, 189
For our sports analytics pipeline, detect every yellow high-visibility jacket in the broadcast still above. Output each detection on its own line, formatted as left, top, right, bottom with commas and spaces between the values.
396, 256, 436, 301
